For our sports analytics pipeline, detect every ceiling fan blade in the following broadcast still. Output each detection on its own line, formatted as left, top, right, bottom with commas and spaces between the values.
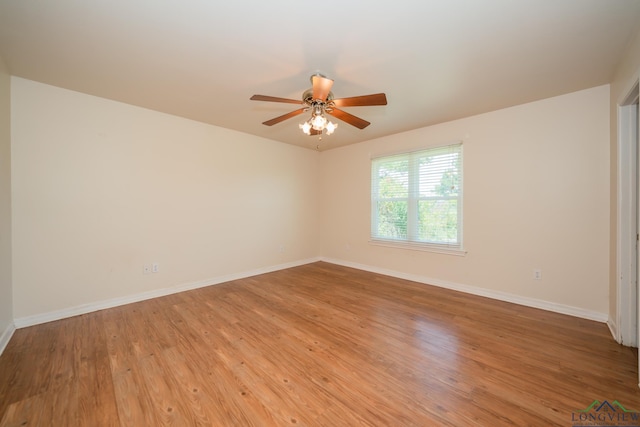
327, 108, 371, 129
332, 93, 387, 107
312, 75, 334, 101
250, 95, 302, 104
262, 108, 307, 126
308, 129, 322, 136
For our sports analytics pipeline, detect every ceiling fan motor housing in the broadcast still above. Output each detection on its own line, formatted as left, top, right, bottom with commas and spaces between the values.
302, 88, 334, 105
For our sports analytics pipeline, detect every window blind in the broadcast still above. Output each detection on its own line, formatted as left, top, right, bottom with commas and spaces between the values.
371, 143, 463, 249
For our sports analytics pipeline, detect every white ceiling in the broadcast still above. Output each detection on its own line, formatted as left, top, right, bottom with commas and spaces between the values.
0, 1, 639, 151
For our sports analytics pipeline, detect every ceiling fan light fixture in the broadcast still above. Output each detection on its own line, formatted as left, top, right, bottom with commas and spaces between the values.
325, 121, 337, 135
299, 121, 312, 135
311, 113, 327, 131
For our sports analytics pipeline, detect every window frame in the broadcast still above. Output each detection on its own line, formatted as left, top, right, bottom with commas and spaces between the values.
370, 143, 465, 256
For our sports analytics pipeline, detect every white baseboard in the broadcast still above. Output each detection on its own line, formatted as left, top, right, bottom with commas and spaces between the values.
14, 257, 321, 329
11, 255, 609, 329
0, 321, 16, 356
321, 257, 608, 323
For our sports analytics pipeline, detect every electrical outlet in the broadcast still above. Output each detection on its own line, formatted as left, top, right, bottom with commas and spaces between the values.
152, 263, 159, 273
143, 264, 151, 274
533, 269, 542, 280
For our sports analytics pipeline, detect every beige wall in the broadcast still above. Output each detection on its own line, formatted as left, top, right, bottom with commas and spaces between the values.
4, 77, 616, 322
609, 27, 640, 330
11, 77, 319, 319
0, 58, 12, 336
320, 85, 610, 316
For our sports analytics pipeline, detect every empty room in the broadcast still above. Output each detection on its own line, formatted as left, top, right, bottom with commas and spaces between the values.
2, 1, 640, 426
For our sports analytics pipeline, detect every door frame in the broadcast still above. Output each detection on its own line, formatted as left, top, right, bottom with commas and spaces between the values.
617, 80, 639, 347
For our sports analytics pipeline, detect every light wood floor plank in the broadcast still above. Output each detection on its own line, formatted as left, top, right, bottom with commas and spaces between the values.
0, 262, 638, 426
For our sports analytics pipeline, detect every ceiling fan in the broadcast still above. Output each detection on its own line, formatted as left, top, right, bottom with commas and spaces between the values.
250, 73, 387, 136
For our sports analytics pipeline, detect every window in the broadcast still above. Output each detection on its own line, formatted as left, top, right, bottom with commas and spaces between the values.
371, 143, 463, 253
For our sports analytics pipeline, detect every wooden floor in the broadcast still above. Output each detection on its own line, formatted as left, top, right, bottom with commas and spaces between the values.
0, 262, 638, 426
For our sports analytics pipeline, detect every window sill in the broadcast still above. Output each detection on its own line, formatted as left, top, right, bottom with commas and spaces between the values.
369, 239, 467, 256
